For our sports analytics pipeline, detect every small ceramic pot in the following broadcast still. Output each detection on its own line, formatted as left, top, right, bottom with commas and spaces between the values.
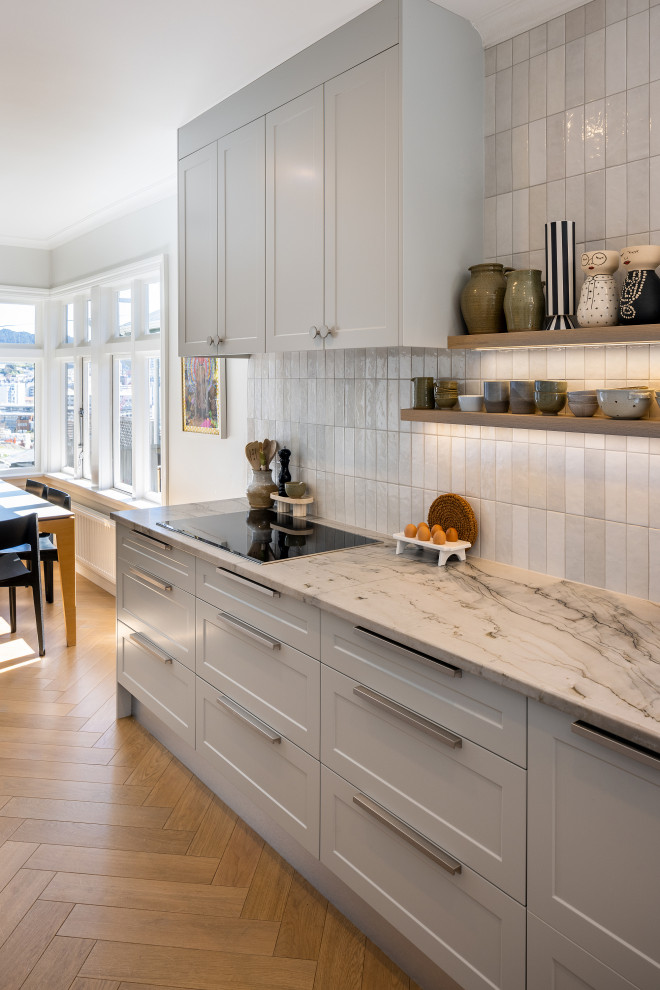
509, 380, 536, 414
434, 380, 458, 409
411, 377, 435, 409
285, 482, 307, 498
457, 395, 483, 411
567, 390, 598, 417
534, 379, 568, 392
597, 388, 653, 419
484, 380, 509, 413
247, 468, 278, 508
534, 391, 567, 415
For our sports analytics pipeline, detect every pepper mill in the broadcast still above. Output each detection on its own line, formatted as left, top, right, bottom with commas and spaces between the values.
277, 448, 291, 496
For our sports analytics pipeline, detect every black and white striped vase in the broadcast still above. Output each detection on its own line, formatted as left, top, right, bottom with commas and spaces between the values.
544, 221, 577, 330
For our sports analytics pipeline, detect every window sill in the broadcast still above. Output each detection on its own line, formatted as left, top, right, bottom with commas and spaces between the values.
42, 475, 161, 515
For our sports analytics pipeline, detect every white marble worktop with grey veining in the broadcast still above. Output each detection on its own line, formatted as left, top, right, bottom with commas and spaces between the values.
113, 499, 660, 754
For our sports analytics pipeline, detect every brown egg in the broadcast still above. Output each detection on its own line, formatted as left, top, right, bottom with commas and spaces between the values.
432, 530, 446, 545
417, 523, 431, 541
446, 527, 458, 542
404, 523, 417, 538
431, 524, 444, 536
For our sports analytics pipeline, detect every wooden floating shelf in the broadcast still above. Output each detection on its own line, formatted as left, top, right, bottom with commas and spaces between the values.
401, 408, 660, 438
447, 325, 660, 350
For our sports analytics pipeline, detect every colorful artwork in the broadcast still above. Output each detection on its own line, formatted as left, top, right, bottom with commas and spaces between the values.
182, 357, 222, 435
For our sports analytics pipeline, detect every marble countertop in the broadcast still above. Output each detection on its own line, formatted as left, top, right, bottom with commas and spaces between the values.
113, 499, 660, 754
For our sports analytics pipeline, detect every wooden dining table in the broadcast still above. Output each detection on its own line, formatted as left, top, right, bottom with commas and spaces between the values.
0, 479, 76, 646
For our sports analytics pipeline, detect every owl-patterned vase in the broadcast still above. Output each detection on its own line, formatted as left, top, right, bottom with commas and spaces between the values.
619, 245, 660, 325
576, 250, 619, 328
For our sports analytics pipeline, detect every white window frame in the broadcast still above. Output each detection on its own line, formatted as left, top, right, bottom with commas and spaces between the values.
46, 256, 166, 503
0, 287, 47, 478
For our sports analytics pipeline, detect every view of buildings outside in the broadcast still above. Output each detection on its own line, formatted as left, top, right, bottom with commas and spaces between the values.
0, 303, 36, 469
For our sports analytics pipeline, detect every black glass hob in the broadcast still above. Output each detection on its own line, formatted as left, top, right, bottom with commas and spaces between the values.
157, 509, 380, 564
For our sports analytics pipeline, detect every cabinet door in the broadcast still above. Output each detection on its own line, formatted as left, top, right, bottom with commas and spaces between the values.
324, 47, 399, 350
217, 118, 265, 355
528, 700, 660, 990
116, 559, 196, 671
265, 87, 325, 353
178, 143, 218, 356
321, 765, 525, 990
528, 914, 638, 990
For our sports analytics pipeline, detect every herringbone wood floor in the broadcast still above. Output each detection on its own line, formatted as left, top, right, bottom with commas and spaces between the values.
0, 576, 422, 990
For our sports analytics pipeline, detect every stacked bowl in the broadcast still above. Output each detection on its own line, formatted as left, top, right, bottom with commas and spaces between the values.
434, 379, 459, 409
534, 380, 567, 415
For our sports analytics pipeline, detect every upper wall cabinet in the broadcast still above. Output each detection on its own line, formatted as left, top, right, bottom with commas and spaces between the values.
177, 0, 484, 355
178, 119, 266, 357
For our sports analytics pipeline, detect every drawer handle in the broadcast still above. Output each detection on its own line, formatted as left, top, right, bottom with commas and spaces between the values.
353, 685, 462, 750
215, 567, 280, 598
352, 793, 462, 876
134, 531, 173, 552
571, 721, 660, 770
353, 626, 462, 678
215, 693, 282, 744
128, 567, 172, 592
216, 610, 281, 650
129, 632, 174, 665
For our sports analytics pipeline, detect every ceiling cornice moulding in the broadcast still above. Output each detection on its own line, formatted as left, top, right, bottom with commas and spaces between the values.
474, 0, 587, 47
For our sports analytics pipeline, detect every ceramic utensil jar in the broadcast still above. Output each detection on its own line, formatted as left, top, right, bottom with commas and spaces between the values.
460, 263, 507, 334
503, 269, 545, 331
411, 377, 435, 409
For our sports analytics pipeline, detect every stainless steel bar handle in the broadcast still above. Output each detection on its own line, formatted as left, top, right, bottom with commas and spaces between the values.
353, 626, 462, 678
571, 721, 660, 770
215, 693, 281, 744
129, 632, 174, 665
135, 531, 173, 552
215, 567, 280, 598
128, 567, 172, 592
216, 610, 281, 651
353, 685, 462, 749
353, 793, 462, 876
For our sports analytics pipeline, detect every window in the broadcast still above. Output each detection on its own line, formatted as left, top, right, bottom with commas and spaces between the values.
0, 361, 36, 470
65, 303, 75, 344
0, 302, 36, 344
49, 258, 165, 501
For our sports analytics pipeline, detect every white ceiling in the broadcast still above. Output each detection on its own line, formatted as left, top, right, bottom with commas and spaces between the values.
1, 0, 579, 250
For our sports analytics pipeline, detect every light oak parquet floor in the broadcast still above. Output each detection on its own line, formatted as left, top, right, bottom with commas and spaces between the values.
0, 577, 422, 990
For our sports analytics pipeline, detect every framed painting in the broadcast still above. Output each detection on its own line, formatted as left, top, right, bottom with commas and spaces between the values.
182, 357, 227, 436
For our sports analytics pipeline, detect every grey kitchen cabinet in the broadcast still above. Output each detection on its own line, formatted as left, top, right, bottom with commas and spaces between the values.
178, 118, 266, 357
528, 700, 660, 990
177, 0, 483, 355
527, 914, 639, 990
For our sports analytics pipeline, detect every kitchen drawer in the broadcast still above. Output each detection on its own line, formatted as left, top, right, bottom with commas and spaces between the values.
321, 613, 526, 766
117, 620, 195, 746
196, 599, 320, 757
321, 765, 525, 990
117, 558, 195, 671
196, 561, 320, 658
196, 676, 320, 856
321, 664, 526, 902
117, 525, 196, 594
527, 914, 638, 990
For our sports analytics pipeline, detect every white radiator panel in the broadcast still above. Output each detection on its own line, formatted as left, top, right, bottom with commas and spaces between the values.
73, 503, 116, 585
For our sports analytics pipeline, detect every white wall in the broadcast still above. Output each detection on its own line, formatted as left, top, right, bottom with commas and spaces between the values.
44, 197, 246, 506
0, 244, 50, 288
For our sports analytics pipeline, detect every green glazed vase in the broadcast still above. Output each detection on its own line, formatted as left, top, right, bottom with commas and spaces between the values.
503, 269, 545, 332
460, 263, 507, 334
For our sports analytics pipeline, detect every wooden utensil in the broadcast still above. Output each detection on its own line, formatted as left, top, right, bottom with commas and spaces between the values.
245, 441, 263, 470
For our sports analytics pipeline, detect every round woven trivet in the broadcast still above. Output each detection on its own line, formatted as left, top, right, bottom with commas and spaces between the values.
427, 494, 478, 544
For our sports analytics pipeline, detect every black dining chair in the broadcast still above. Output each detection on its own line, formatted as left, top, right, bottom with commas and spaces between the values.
0, 513, 45, 656
39, 487, 72, 604
25, 478, 47, 499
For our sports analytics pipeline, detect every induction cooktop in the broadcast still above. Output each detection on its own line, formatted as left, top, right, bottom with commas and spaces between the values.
157, 509, 381, 564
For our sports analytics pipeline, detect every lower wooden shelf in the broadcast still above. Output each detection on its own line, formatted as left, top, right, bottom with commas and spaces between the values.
400, 408, 660, 437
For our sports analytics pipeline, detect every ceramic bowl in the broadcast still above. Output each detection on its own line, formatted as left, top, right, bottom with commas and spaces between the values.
534, 390, 567, 415
434, 392, 458, 409
597, 388, 653, 419
457, 394, 483, 411
285, 482, 307, 498
567, 390, 598, 417
534, 379, 568, 392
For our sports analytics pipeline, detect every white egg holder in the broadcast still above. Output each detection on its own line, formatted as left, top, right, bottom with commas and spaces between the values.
393, 532, 471, 567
